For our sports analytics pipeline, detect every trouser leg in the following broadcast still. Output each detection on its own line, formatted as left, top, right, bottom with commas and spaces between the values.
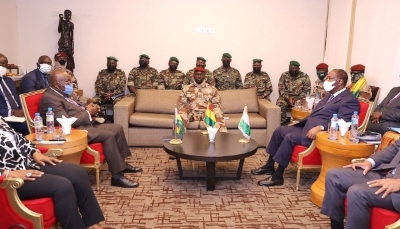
276, 96, 289, 124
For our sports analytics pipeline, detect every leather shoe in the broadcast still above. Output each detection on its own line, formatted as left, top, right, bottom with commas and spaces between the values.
123, 164, 142, 173
251, 167, 275, 175
111, 176, 139, 188
257, 177, 284, 187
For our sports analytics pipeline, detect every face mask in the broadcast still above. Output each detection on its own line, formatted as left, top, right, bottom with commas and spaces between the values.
58, 60, 67, 66
0, 66, 6, 76
39, 63, 52, 74
350, 72, 363, 83
323, 80, 336, 92
64, 84, 74, 95
317, 71, 327, 80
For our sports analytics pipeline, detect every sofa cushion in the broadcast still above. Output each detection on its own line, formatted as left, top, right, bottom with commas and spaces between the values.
130, 113, 200, 130
218, 88, 259, 114
199, 113, 266, 129
135, 89, 181, 114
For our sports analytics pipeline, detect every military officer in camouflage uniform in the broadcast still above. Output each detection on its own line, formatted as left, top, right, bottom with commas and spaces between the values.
184, 57, 214, 86
127, 54, 158, 95
54, 52, 91, 104
347, 64, 372, 102
243, 59, 273, 101
178, 67, 227, 132
311, 63, 329, 98
213, 53, 243, 90
93, 56, 126, 105
158, 57, 185, 90
277, 60, 311, 125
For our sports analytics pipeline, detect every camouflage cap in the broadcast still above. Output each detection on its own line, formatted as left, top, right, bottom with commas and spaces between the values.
253, 59, 263, 63
350, 64, 365, 71
169, 57, 179, 63
290, 60, 300, 67
107, 56, 118, 61
316, 63, 328, 69
222, 53, 232, 58
193, 67, 206, 72
139, 54, 150, 59
197, 57, 206, 62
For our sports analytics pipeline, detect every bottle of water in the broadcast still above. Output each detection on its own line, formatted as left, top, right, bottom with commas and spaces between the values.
34, 113, 44, 141
46, 108, 55, 135
314, 93, 321, 107
329, 114, 339, 140
350, 111, 359, 139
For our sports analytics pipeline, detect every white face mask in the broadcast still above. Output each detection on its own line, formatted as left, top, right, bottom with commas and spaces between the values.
0, 66, 6, 76
323, 80, 336, 92
39, 63, 52, 74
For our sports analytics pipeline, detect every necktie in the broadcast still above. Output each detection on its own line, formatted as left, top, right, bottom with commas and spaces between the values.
388, 92, 400, 105
0, 77, 18, 109
43, 76, 49, 87
326, 94, 334, 104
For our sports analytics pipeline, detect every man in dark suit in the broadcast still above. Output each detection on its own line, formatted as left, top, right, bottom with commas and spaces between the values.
252, 69, 360, 186
20, 55, 52, 93
366, 87, 400, 134
0, 53, 29, 135
320, 140, 400, 229
39, 69, 142, 188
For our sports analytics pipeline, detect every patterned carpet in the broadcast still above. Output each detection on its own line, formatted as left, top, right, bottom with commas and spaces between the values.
88, 148, 330, 229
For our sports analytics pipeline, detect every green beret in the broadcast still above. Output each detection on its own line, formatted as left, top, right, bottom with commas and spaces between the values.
222, 53, 232, 58
253, 59, 263, 63
169, 57, 179, 63
290, 60, 300, 66
107, 56, 118, 61
197, 57, 206, 62
139, 54, 150, 59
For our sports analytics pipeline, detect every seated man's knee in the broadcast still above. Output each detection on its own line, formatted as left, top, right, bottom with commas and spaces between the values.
347, 184, 366, 201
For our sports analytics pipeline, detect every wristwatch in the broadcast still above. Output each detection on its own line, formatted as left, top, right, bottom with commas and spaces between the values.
319, 125, 324, 131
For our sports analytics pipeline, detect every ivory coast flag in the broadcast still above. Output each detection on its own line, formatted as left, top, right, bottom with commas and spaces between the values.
175, 108, 185, 135
204, 103, 216, 128
238, 106, 251, 140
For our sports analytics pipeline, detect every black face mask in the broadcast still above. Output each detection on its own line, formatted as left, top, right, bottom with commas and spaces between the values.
253, 67, 261, 73
58, 60, 67, 65
317, 71, 327, 80
289, 70, 298, 77
169, 65, 178, 71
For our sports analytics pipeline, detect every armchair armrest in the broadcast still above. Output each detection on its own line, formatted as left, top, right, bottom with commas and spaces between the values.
258, 99, 281, 145
386, 220, 400, 229
114, 96, 135, 143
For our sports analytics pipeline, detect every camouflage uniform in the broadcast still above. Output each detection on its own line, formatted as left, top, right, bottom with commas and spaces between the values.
184, 69, 215, 86
276, 71, 311, 124
93, 69, 127, 104
243, 71, 273, 101
178, 82, 227, 132
158, 69, 186, 90
311, 79, 327, 98
213, 66, 243, 90
127, 66, 159, 94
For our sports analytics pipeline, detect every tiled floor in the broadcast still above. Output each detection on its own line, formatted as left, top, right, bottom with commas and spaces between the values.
90, 148, 329, 229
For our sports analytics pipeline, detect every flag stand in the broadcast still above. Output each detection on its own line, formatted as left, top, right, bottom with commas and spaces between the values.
238, 138, 249, 143
201, 131, 208, 135
169, 138, 182, 144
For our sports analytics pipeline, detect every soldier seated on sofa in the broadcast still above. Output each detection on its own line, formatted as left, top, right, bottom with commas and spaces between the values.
178, 67, 227, 132
158, 57, 185, 90
347, 64, 372, 102
93, 56, 126, 105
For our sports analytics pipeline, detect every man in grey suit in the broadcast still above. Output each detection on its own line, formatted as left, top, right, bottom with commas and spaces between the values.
366, 86, 400, 134
320, 140, 400, 229
39, 69, 141, 188
252, 69, 360, 186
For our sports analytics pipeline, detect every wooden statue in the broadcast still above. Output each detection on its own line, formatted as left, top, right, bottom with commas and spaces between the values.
58, 9, 75, 72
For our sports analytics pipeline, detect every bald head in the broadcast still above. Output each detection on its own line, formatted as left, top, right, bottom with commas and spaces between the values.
0, 53, 8, 67
50, 69, 68, 86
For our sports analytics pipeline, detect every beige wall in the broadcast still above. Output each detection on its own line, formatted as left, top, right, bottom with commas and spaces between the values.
0, 0, 19, 64
13, 0, 327, 100
2, 0, 399, 104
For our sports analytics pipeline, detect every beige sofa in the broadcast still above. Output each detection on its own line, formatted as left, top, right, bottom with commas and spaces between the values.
114, 88, 280, 147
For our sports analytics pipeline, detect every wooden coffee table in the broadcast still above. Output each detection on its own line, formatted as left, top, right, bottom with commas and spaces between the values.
26, 129, 88, 164
163, 132, 258, 191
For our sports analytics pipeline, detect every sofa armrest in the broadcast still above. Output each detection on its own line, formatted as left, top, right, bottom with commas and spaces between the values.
114, 96, 135, 143
258, 99, 281, 145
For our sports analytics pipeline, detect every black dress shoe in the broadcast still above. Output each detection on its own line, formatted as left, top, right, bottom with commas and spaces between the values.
257, 177, 284, 187
123, 164, 142, 173
251, 167, 275, 175
111, 176, 139, 188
